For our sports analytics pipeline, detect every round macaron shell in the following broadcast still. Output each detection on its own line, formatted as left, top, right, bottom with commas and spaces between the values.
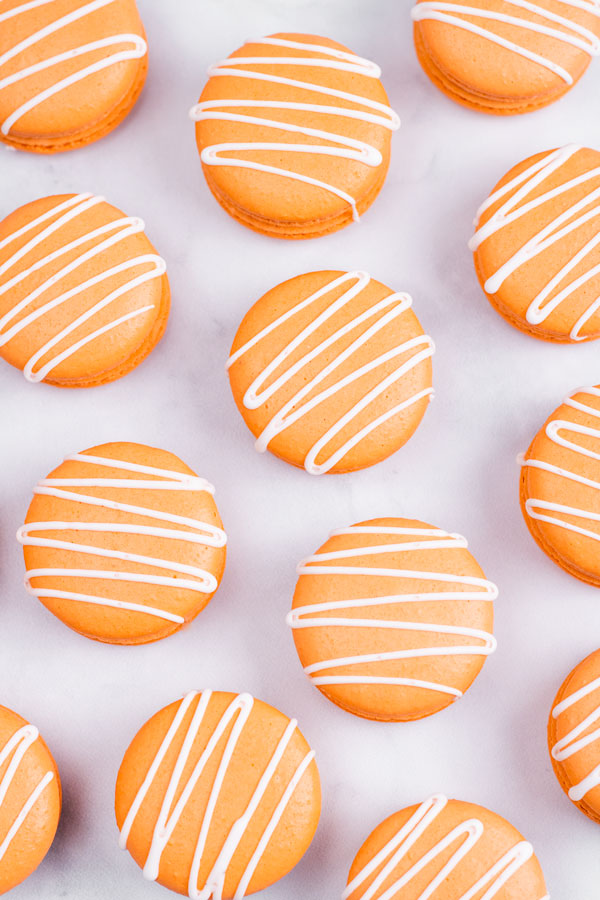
520, 386, 600, 585
228, 271, 433, 474
549, 649, 600, 823
0, 0, 148, 151
0, 706, 61, 894
473, 147, 600, 341
0, 194, 170, 386
115, 691, 321, 898
20, 442, 226, 644
345, 797, 547, 900
412, 0, 600, 113
290, 518, 495, 721
194, 33, 396, 236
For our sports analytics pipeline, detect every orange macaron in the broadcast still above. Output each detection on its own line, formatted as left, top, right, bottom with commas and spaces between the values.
228, 271, 434, 475
0, 704, 61, 894
0, 0, 149, 153
344, 794, 548, 899
18, 442, 227, 645
411, 0, 600, 115
190, 33, 399, 238
520, 385, 600, 585
549, 648, 600, 824
0, 192, 170, 386
470, 145, 600, 342
288, 518, 497, 721
115, 689, 321, 898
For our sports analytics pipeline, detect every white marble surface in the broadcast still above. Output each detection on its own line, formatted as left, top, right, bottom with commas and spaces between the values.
1, 1, 600, 898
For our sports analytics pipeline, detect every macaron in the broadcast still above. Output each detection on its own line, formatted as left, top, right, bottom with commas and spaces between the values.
115, 689, 321, 898
190, 33, 399, 238
520, 385, 600, 585
470, 145, 600, 342
411, 0, 600, 115
0, 0, 149, 153
227, 271, 434, 475
0, 192, 170, 386
343, 794, 548, 900
288, 518, 497, 721
549, 649, 600, 824
17, 442, 227, 644
0, 704, 61, 894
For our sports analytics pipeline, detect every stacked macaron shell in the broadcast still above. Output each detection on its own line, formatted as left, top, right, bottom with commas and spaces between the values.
0, 0, 149, 153
191, 34, 399, 238
288, 518, 497, 721
228, 271, 434, 474
115, 690, 321, 899
0, 193, 170, 386
411, 0, 600, 115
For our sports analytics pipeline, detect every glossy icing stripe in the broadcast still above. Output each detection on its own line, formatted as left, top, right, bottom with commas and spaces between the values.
552, 673, 600, 801
17, 453, 226, 623
119, 690, 315, 900
0, 0, 147, 135
0, 192, 166, 382
0, 724, 54, 863
343, 794, 548, 900
189, 36, 399, 222
521, 386, 600, 542
288, 526, 497, 696
469, 145, 600, 340
411, 1, 600, 84
227, 272, 434, 475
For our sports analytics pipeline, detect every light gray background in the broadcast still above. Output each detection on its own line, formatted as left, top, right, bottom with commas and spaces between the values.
1, 0, 600, 897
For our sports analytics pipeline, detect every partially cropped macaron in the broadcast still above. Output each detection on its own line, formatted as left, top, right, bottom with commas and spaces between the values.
115, 689, 321, 899
18, 442, 227, 644
520, 385, 600, 586
0, 0, 148, 153
228, 271, 434, 475
0, 193, 170, 386
0, 705, 61, 894
288, 518, 497, 721
411, 0, 600, 115
470, 146, 600, 342
343, 794, 548, 900
549, 649, 600, 824
190, 33, 399, 238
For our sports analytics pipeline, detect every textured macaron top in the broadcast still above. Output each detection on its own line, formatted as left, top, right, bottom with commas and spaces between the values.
412, 0, 600, 111
520, 385, 600, 585
0, 704, 61, 895
0, 0, 148, 151
471, 145, 600, 341
344, 794, 548, 900
115, 690, 321, 899
18, 442, 227, 644
288, 518, 497, 721
549, 648, 600, 823
191, 33, 399, 234
228, 271, 434, 475
0, 192, 169, 386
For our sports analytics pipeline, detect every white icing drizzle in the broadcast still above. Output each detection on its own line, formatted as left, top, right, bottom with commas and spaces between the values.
288, 526, 497, 697
0, 0, 147, 136
0, 192, 166, 382
17, 452, 226, 624
227, 272, 434, 475
552, 670, 600, 801
119, 690, 315, 900
469, 144, 600, 340
343, 794, 549, 900
521, 386, 600, 544
0, 723, 55, 863
411, 1, 600, 85
189, 36, 399, 222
